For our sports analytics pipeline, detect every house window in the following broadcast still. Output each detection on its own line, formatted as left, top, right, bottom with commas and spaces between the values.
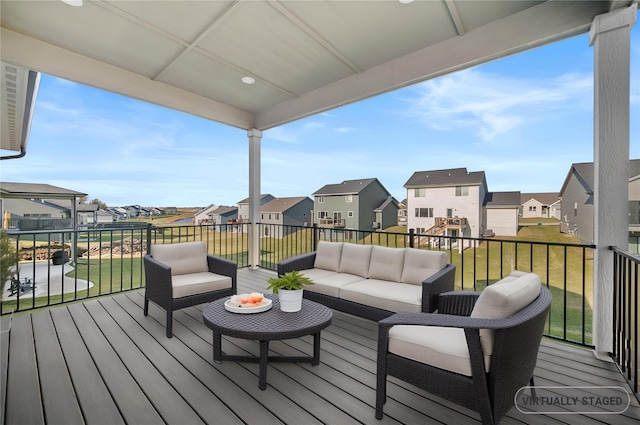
455, 186, 469, 196
318, 211, 328, 219
415, 208, 433, 218
529, 206, 536, 212
348, 211, 353, 218
446, 208, 453, 218
317, 196, 324, 203
414, 188, 426, 197
261, 214, 264, 219
345, 194, 353, 203
274, 213, 279, 220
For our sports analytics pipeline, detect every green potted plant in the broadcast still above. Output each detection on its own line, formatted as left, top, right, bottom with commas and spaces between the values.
267, 271, 313, 312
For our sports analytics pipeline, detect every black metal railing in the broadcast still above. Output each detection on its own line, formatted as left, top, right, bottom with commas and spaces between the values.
0, 222, 601, 347
612, 246, 639, 399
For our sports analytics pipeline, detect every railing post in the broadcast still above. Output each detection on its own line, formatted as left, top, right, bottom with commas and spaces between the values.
313, 223, 318, 251
146, 223, 152, 254
409, 228, 415, 248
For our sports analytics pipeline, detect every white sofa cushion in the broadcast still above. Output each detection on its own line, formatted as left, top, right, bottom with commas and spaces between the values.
401, 249, 448, 285
171, 272, 232, 298
298, 269, 363, 298
471, 272, 541, 356
339, 279, 422, 313
368, 245, 405, 282
389, 325, 491, 376
339, 244, 373, 278
150, 242, 209, 276
314, 241, 343, 271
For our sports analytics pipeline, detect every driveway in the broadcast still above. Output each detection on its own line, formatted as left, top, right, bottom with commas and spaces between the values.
3, 261, 94, 299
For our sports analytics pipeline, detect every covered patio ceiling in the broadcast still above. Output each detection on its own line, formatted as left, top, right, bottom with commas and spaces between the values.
0, 0, 633, 152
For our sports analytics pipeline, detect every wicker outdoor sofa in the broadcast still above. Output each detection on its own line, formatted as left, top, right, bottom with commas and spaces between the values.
277, 241, 456, 321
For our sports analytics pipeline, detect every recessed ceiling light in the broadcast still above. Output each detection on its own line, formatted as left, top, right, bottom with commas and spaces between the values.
398, 0, 415, 4
242, 76, 256, 85
61, 0, 83, 6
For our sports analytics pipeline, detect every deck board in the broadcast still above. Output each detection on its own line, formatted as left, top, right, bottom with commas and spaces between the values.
1, 267, 639, 425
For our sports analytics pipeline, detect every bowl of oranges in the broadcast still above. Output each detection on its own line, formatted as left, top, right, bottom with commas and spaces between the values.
224, 292, 272, 313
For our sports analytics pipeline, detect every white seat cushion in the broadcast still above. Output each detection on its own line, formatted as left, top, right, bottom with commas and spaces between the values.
340, 279, 422, 313
314, 241, 343, 271
304, 271, 365, 297
151, 242, 208, 276
389, 325, 491, 376
339, 244, 373, 278
171, 272, 232, 298
401, 249, 447, 285
368, 245, 405, 282
471, 272, 541, 356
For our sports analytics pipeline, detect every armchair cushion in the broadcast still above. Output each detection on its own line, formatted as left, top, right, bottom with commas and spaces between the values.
388, 325, 490, 376
150, 242, 208, 276
401, 249, 447, 285
339, 244, 373, 278
171, 272, 233, 299
368, 245, 405, 282
314, 241, 343, 271
471, 272, 541, 356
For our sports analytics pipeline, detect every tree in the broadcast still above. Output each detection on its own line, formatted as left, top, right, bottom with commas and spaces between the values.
90, 198, 108, 209
0, 231, 17, 286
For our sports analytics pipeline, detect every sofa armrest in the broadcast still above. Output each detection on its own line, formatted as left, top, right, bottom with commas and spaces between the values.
144, 254, 173, 301
438, 291, 479, 316
207, 255, 238, 293
277, 252, 317, 276
421, 263, 456, 313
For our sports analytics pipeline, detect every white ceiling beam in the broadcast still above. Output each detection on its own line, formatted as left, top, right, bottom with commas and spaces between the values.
444, 0, 466, 36
0, 28, 255, 130
255, 0, 608, 130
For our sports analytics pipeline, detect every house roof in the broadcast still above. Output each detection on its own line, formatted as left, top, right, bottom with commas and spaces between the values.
521, 192, 560, 205
484, 191, 522, 208
261, 197, 311, 213
313, 178, 386, 196
237, 194, 273, 204
212, 205, 237, 216
0, 182, 87, 199
559, 159, 640, 195
404, 168, 486, 188
374, 197, 399, 212
195, 204, 218, 215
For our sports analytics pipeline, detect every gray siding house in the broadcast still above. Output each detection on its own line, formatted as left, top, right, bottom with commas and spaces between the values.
560, 159, 640, 247
260, 197, 313, 239
313, 178, 396, 236
520, 192, 561, 219
484, 191, 521, 237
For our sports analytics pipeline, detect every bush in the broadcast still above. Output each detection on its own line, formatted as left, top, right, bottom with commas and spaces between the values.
0, 231, 17, 284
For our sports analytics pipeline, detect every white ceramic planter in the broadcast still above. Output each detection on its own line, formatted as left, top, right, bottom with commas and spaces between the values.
278, 289, 303, 312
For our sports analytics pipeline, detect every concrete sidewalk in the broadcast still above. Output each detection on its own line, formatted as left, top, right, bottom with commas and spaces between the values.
3, 261, 94, 299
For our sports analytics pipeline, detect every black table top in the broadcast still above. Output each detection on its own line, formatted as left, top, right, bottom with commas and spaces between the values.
202, 294, 332, 341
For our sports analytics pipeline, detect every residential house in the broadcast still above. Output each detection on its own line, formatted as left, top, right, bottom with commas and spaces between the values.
237, 194, 275, 224
560, 160, 640, 249
96, 209, 119, 224
404, 168, 487, 242
194, 204, 219, 225
312, 178, 396, 237
77, 203, 98, 227
208, 206, 239, 231
521, 192, 561, 219
374, 196, 400, 231
484, 191, 521, 237
404, 167, 521, 245
0, 182, 87, 231
259, 197, 314, 238
397, 199, 408, 227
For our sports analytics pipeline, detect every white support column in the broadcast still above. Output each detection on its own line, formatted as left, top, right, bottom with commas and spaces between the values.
248, 128, 262, 269
589, 5, 636, 359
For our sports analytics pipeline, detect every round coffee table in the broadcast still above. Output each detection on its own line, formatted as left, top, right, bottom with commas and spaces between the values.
202, 294, 332, 390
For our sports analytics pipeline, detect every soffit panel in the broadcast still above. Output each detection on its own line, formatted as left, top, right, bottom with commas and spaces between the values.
454, 0, 545, 33
195, 0, 355, 96
283, 0, 460, 70
156, 50, 292, 113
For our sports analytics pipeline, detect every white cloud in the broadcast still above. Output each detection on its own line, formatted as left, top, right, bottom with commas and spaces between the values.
404, 68, 592, 142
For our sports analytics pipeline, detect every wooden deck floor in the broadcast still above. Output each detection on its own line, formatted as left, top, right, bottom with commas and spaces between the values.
1, 268, 639, 425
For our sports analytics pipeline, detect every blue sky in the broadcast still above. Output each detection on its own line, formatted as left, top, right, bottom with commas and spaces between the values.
1, 26, 638, 208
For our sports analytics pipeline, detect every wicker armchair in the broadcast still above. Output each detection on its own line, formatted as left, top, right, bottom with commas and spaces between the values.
143, 242, 236, 337
375, 272, 551, 425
